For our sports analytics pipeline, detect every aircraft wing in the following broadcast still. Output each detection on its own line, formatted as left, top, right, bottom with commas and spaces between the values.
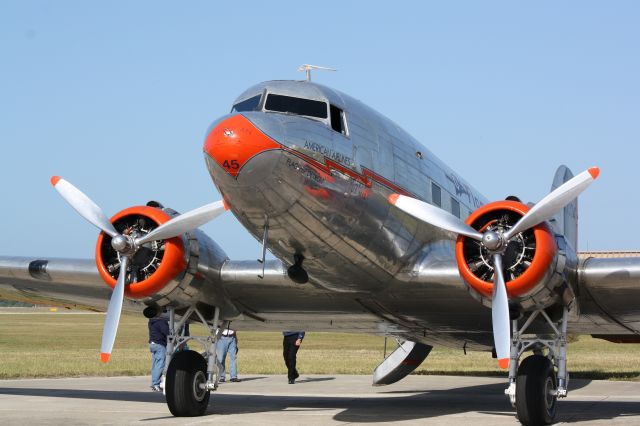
577, 251, 640, 339
3, 250, 640, 339
0, 256, 384, 333
0, 256, 115, 311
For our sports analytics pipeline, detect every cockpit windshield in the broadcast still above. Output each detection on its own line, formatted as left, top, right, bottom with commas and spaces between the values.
264, 93, 328, 119
231, 94, 262, 113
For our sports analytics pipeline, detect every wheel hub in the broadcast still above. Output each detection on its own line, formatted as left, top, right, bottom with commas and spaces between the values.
192, 370, 208, 402
544, 375, 557, 412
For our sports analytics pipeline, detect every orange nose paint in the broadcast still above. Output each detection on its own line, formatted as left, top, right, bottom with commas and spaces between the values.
204, 115, 281, 177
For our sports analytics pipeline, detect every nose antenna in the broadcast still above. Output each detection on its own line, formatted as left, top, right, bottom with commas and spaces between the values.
298, 64, 336, 82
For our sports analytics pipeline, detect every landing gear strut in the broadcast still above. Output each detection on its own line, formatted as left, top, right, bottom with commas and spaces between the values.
504, 307, 569, 426
163, 305, 222, 416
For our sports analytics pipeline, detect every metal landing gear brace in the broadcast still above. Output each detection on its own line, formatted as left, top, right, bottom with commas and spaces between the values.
504, 307, 569, 426
163, 305, 222, 416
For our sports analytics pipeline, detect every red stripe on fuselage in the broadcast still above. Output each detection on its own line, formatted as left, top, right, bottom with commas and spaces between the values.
283, 147, 412, 196
363, 168, 411, 196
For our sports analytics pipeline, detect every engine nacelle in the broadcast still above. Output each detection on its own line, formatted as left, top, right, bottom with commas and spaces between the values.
455, 200, 566, 310
95, 205, 228, 308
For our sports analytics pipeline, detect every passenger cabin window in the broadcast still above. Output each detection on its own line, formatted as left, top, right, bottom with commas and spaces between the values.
451, 197, 460, 218
330, 104, 347, 135
265, 94, 328, 119
432, 182, 442, 207
231, 95, 262, 113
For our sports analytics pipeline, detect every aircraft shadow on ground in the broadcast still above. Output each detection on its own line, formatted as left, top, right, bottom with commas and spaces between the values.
0, 387, 165, 404
295, 377, 335, 383
414, 371, 640, 381
1, 379, 638, 423
225, 376, 267, 383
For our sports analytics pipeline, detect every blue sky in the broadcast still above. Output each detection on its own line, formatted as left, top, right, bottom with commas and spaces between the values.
1, 1, 639, 259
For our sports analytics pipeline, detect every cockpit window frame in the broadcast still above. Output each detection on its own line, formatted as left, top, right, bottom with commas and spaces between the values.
330, 104, 349, 137
263, 91, 330, 122
238, 89, 351, 138
230, 93, 263, 113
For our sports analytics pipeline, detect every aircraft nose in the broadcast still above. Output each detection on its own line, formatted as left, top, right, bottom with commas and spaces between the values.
203, 114, 281, 178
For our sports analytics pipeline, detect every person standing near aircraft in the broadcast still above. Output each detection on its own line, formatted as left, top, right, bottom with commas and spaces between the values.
282, 331, 305, 384
146, 309, 170, 392
216, 325, 241, 383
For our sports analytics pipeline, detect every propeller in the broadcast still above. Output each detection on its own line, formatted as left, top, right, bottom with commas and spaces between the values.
51, 176, 227, 362
100, 255, 128, 363
136, 201, 226, 245
388, 167, 599, 368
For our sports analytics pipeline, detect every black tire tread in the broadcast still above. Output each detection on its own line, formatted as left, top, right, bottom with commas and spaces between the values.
516, 355, 557, 426
166, 350, 210, 417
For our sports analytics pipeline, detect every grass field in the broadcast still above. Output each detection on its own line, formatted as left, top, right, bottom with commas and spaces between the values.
1, 311, 639, 380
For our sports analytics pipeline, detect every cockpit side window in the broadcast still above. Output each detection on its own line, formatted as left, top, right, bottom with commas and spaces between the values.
231, 95, 262, 113
432, 182, 442, 207
330, 104, 348, 136
265, 94, 328, 119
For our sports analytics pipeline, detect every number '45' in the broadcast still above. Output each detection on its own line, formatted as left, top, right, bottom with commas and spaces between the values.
223, 160, 239, 170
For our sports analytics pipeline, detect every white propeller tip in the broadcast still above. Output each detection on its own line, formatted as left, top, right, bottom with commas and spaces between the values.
51, 176, 62, 186
100, 352, 111, 363
498, 358, 509, 369
589, 167, 600, 180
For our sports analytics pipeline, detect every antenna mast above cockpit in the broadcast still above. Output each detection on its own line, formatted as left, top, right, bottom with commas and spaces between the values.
298, 64, 337, 82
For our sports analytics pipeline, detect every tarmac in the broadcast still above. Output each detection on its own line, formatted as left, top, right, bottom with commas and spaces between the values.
1, 374, 639, 425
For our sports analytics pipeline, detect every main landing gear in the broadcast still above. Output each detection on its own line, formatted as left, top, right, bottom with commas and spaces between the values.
163, 305, 222, 416
504, 307, 569, 426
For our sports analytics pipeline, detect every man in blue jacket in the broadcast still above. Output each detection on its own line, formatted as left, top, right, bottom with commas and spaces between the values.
282, 331, 305, 384
147, 310, 170, 392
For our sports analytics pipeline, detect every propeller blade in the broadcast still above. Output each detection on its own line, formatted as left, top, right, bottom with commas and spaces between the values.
504, 167, 599, 240
491, 254, 511, 369
135, 200, 227, 245
388, 194, 483, 240
51, 176, 119, 238
100, 255, 129, 363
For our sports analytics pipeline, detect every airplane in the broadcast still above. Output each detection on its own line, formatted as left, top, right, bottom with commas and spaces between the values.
1, 67, 638, 426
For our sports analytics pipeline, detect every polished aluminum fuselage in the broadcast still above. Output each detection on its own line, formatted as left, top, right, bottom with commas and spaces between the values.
204, 81, 500, 348
208, 80, 486, 282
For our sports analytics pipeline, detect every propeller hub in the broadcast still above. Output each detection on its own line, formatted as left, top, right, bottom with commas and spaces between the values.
111, 234, 133, 253
482, 230, 503, 251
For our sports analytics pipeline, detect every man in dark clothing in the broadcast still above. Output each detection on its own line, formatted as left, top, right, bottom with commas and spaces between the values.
282, 331, 305, 384
148, 313, 170, 392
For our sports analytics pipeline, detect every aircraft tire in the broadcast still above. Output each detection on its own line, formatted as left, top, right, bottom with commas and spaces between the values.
166, 350, 210, 416
515, 354, 557, 426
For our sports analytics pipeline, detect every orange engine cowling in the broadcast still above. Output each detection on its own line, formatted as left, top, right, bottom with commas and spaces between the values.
95, 206, 187, 300
455, 201, 561, 308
